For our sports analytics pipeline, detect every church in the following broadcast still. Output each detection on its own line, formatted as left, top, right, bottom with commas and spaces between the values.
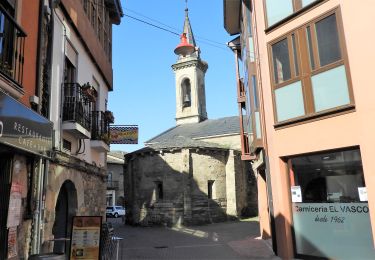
124, 8, 257, 226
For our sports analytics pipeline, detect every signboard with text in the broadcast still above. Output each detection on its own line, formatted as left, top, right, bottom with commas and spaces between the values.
0, 91, 53, 156
293, 202, 375, 259
70, 216, 102, 260
110, 125, 138, 144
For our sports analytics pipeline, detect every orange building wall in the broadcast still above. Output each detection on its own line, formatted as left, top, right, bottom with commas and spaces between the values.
20, 0, 40, 108
253, 0, 375, 258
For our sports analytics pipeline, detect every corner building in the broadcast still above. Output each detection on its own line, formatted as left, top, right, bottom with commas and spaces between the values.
224, 0, 375, 259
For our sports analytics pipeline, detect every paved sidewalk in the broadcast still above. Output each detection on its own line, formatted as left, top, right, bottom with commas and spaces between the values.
109, 218, 280, 260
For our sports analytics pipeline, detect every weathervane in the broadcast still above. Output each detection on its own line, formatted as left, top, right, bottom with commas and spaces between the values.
185, 0, 188, 11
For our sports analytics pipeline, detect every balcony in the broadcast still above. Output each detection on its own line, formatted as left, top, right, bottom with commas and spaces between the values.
106, 180, 119, 190
0, 6, 26, 89
91, 111, 110, 152
62, 83, 93, 139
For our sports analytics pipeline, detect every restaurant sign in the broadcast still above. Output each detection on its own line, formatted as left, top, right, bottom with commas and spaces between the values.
110, 125, 138, 144
0, 91, 53, 157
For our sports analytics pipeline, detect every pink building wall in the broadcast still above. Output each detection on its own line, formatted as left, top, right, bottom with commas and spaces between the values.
253, 0, 375, 258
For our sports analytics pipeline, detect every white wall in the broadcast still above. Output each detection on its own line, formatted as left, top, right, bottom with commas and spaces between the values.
51, 8, 110, 167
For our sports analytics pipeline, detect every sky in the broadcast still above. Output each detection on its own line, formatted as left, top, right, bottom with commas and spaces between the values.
109, 0, 238, 153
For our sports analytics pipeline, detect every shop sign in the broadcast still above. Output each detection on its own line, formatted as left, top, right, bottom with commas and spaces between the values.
293, 202, 375, 259
110, 125, 138, 144
70, 216, 102, 260
0, 91, 53, 157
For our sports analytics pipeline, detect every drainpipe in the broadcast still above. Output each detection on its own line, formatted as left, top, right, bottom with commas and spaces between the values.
31, 158, 44, 254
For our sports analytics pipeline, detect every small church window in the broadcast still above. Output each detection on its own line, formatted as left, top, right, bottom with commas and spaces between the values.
182, 78, 191, 107
208, 180, 215, 199
155, 181, 163, 200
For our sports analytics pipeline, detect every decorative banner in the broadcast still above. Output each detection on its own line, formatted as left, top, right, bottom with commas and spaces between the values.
70, 216, 102, 260
110, 125, 138, 144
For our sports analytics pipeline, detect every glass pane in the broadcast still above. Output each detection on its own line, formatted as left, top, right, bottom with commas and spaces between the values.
272, 38, 291, 84
275, 81, 305, 122
251, 75, 258, 109
316, 14, 341, 66
266, 0, 293, 26
292, 34, 299, 76
249, 37, 255, 62
302, 0, 317, 7
311, 65, 350, 112
255, 111, 262, 138
290, 149, 375, 259
306, 26, 315, 70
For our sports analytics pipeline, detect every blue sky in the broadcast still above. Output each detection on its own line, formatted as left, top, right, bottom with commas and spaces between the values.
109, 0, 238, 152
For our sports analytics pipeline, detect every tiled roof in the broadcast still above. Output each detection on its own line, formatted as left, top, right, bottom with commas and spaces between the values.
144, 116, 240, 149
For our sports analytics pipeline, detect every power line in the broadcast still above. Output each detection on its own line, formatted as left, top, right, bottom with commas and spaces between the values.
124, 14, 180, 36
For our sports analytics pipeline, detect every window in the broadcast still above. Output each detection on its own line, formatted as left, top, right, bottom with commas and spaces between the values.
181, 78, 191, 108
269, 11, 352, 124
155, 181, 163, 200
264, 0, 320, 27
62, 139, 72, 152
207, 180, 215, 199
289, 148, 374, 259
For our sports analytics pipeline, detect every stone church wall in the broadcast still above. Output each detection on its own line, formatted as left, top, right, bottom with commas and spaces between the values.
125, 148, 258, 227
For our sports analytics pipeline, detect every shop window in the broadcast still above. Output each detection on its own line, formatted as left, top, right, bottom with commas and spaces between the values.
288, 148, 374, 259
269, 10, 353, 124
264, 0, 320, 27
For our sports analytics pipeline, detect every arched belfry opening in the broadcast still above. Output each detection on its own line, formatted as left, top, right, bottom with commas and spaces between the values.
52, 180, 77, 254
182, 78, 191, 108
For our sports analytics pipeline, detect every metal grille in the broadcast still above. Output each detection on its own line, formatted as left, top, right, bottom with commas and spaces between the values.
100, 222, 116, 260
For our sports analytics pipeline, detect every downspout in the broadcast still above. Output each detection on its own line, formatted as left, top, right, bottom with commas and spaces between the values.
31, 158, 44, 255
35, 0, 44, 114
30, 0, 47, 255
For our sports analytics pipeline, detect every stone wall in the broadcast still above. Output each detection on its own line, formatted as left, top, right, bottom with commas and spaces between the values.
198, 134, 241, 150
125, 147, 258, 227
42, 160, 106, 252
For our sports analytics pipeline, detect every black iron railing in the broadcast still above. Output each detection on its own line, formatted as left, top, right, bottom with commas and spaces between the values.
62, 83, 93, 131
0, 6, 26, 87
92, 111, 110, 144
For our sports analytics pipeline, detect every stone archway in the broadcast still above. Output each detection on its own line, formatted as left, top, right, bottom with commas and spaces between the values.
52, 180, 77, 254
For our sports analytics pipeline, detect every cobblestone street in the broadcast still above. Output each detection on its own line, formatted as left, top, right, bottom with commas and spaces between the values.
108, 218, 280, 260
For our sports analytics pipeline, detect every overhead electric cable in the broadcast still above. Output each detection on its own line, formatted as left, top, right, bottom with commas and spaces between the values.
124, 14, 180, 36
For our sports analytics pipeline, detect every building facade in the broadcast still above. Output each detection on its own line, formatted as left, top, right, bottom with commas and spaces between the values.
224, 0, 375, 259
0, 0, 54, 259
41, 0, 122, 255
124, 8, 258, 227
0, 0, 122, 258
106, 151, 126, 207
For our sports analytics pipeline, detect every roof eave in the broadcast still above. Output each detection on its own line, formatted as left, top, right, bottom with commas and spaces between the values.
223, 0, 242, 35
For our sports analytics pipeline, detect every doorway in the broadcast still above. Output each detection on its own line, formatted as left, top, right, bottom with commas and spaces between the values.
52, 180, 77, 255
0, 154, 12, 259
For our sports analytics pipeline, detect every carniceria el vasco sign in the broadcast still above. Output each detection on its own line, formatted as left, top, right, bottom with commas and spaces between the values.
0, 91, 53, 157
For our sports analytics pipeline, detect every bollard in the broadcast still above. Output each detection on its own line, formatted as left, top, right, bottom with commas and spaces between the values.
112, 236, 124, 260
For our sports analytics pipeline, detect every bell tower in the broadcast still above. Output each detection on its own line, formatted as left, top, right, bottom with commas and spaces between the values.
172, 8, 208, 125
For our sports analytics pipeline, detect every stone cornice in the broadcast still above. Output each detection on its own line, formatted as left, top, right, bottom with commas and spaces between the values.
172, 59, 208, 72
